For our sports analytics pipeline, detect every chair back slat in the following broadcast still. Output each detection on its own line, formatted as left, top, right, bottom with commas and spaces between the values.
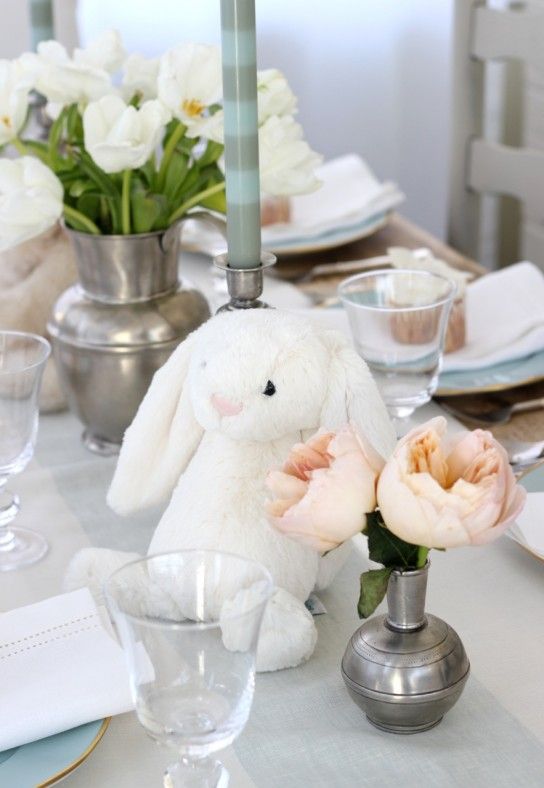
472, 7, 544, 69
469, 139, 544, 219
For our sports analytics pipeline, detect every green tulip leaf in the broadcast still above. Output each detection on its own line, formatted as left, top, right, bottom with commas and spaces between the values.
69, 179, 97, 198
76, 192, 101, 222
358, 567, 393, 619
198, 141, 224, 168
164, 152, 189, 200
131, 189, 169, 233
199, 189, 226, 214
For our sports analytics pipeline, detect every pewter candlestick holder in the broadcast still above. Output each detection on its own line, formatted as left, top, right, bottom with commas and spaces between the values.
214, 252, 277, 311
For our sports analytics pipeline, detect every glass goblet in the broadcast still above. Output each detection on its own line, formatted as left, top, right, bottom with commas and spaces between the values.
339, 269, 455, 424
105, 550, 274, 788
0, 331, 51, 571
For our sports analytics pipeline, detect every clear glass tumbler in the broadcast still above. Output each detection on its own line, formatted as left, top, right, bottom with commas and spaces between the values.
339, 269, 455, 419
105, 550, 274, 787
0, 331, 51, 571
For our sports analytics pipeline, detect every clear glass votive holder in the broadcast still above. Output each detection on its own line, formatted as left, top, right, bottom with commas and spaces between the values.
339, 269, 455, 419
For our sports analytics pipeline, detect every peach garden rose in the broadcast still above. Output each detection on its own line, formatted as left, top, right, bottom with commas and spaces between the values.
377, 416, 526, 550
265, 426, 384, 552
266, 417, 526, 618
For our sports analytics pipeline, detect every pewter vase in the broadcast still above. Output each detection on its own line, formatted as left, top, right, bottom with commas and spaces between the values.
341, 563, 470, 733
48, 225, 210, 455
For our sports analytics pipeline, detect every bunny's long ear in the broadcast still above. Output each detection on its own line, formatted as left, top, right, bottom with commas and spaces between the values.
320, 330, 396, 460
107, 331, 203, 515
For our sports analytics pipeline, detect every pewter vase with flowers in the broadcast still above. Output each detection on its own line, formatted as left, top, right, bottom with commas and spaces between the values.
342, 561, 470, 733
48, 222, 210, 455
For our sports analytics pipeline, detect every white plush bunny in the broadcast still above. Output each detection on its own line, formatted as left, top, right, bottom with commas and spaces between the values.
66, 309, 395, 671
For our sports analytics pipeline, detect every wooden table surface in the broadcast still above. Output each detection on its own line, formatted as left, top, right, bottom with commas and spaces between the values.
274, 212, 486, 280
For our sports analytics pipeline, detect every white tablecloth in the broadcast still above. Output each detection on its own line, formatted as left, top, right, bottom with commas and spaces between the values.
2, 403, 544, 787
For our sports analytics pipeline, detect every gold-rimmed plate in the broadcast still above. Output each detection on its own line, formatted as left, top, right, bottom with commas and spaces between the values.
0, 718, 110, 787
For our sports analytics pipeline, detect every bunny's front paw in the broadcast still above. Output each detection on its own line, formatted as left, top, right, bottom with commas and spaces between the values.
256, 588, 317, 672
63, 547, 140, 606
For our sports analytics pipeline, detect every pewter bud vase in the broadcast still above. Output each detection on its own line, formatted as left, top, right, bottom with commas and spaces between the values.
341, 562, 470, 733
48, 225, 210, 455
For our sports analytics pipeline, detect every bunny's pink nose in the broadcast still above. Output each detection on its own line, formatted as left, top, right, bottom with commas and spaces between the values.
211, 393, 243, 417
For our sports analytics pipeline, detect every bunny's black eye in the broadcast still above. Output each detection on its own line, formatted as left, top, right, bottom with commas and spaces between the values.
263, 380, 276, 396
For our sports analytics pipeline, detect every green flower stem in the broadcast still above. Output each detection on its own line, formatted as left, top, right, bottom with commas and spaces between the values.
63, 204, 101, 235
12, 137, 48, 164
121, 169, 131, 234
157, 121, 187, 190
167, 181, 225, 225
416, 546, 429, 569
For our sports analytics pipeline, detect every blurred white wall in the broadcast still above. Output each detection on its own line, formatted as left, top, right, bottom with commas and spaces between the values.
1, 0, 454, 238
78, 0, 454, 238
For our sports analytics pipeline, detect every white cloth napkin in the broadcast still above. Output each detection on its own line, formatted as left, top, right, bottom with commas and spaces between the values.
443, 262, 544, 372
509, 493, 544, 558
262, 154, 404, 244
0, 588, 133, 751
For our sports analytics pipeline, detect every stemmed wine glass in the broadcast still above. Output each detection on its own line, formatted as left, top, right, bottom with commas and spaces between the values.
339, 269, 455, 433
0, 331, 51, 571
105, 550, 274, 787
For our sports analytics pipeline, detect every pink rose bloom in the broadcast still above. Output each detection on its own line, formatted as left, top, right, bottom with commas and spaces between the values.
265, 426, 384, 552
377, 416, 526, 549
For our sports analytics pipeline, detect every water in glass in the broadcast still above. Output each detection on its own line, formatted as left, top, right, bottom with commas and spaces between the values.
339, 269, 455, 420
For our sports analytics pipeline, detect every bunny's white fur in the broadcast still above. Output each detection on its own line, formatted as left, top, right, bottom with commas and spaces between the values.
66, 309, 395, 671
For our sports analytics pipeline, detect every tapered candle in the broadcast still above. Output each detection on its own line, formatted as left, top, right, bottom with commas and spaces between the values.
29, 0, 54, 50
220, 0, 262, 269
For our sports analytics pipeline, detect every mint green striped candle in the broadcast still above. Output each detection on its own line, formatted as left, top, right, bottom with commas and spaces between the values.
220, 0, 262, 269
29, 0, 54, 50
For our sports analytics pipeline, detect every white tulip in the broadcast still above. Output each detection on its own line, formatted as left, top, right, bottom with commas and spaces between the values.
259, 115, 322, 196
25, 40, 112, 108
0, 157, 63, 251
0, 59, 32, 145
257, 69, 297, 123
121, 54, 160, 102
83, 95, 169, 173
73, 30, 126, 75
185, 68, 297, 143
158, 43, 222, 134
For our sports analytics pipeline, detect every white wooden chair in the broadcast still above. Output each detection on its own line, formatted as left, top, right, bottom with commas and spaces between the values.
449, 0, 544, 270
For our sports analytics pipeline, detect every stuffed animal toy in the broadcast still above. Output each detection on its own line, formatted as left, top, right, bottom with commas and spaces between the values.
66, 309, 395, 671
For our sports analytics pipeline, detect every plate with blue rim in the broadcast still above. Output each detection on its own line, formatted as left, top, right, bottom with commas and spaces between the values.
181, 210, 390, 258
0, 718, 109, 787
436, 349, 544, 396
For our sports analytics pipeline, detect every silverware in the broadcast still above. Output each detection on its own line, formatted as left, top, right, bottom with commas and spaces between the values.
438, 396, 544, 426
498, 438, 544, 467
283, 247, 437, 285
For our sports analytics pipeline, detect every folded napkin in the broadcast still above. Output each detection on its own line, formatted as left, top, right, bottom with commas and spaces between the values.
509, 492, 544, 558
0, 588, 133, 752
261, 154, 404, 244
443, 262, 544, 372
